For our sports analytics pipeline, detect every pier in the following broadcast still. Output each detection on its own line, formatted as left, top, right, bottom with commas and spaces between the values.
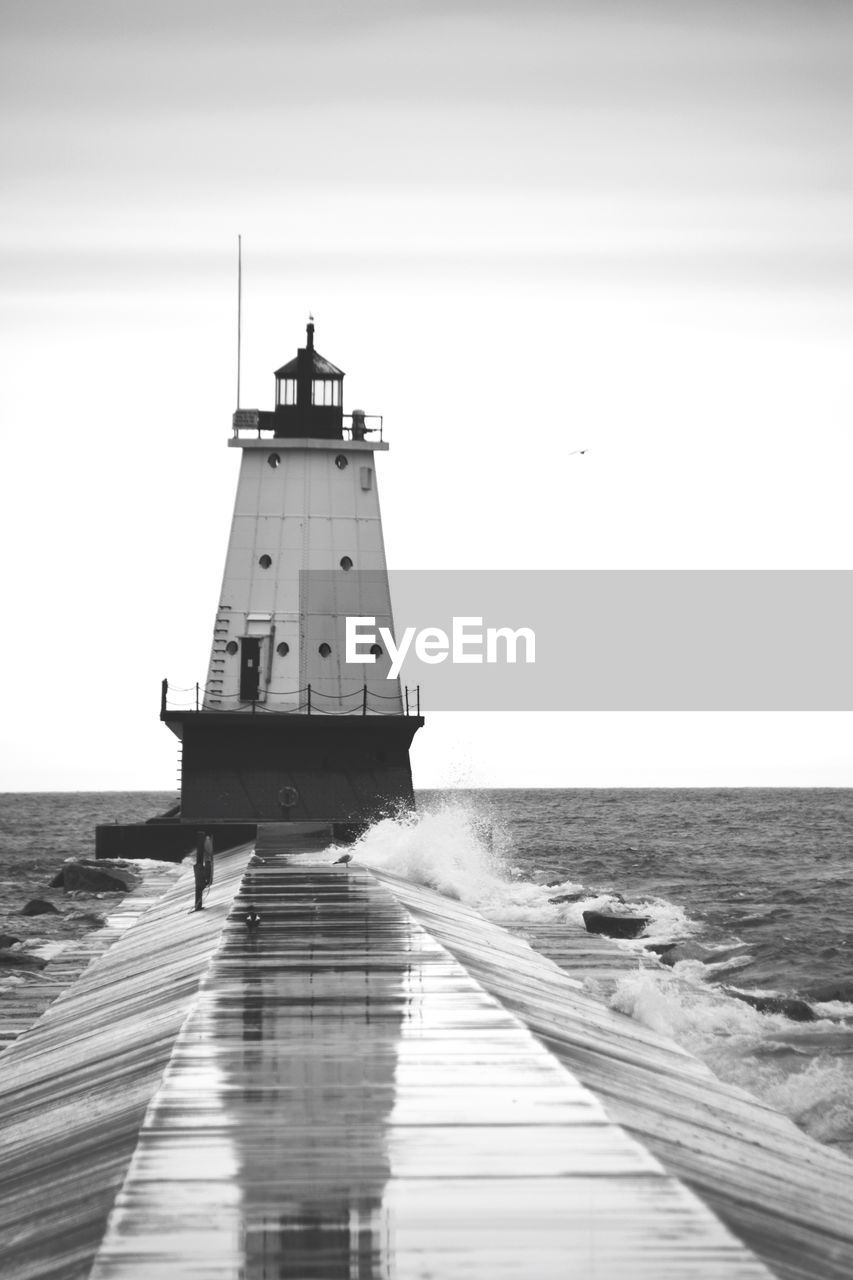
3, 834, 852, 1279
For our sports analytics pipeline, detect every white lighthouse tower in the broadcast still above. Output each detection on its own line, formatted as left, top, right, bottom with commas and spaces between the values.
162, 321, 423, 827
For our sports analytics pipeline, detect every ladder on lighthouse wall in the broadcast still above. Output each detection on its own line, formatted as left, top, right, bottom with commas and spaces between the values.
207, 604, 233, 707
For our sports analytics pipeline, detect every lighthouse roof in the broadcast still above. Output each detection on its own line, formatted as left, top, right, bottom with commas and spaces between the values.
275, 350, 344, 379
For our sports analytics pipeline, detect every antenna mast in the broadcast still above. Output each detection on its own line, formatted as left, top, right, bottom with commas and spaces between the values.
236, 234, 242, 409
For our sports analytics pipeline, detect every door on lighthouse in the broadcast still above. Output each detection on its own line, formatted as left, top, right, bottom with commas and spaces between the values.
239, 638, 261, 702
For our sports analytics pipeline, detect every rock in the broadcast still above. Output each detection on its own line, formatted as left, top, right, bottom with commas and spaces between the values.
0, 948, 48, 969
548, 891, 587, 905
61, 862, 140, 893
20, 899, 60, 917
0, 933, 21, 949
68, 910, 107, 928
654, 941, 719, 967
645, 942, 677, 957
582, 909, 650, 940
726, 989, 817, 1023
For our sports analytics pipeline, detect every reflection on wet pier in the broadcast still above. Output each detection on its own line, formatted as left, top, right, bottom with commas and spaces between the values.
83, 856, 771, 1280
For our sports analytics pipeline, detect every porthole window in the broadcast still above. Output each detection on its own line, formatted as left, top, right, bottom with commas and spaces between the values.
267, 453, 281, 469
276, 641, 290, 657
258, 554, 272, 569
334, 454, 348, 470
318, 643, 332, 658
370, 644, 383, 657
225, 640, 238, 655
340, 556, 353, 571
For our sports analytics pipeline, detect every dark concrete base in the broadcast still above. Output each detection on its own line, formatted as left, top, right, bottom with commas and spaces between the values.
162, 712, 423, 824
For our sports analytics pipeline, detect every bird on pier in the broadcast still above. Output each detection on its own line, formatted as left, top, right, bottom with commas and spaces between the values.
335, 853, 353, 866
245, 906, 261, 931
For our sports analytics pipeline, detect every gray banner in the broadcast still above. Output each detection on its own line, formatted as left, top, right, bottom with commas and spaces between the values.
301, 570, 853, 711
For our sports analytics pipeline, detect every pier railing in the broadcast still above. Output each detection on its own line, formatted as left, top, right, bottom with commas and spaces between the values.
161, 679, 421, 717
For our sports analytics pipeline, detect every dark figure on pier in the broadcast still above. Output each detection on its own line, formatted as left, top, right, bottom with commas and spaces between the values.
193, 830, 210, 911
246, 906, 261, 931
193, 861, 206, 911
203, 832, 214, 887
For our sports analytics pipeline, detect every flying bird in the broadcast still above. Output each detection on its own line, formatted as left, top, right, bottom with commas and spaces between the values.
568, 449, 588, 456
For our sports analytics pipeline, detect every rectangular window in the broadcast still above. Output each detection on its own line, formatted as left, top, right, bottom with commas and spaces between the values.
311, 380, 340, 406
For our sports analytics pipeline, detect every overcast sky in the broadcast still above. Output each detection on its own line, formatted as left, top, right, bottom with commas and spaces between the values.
1, 0, 851, 789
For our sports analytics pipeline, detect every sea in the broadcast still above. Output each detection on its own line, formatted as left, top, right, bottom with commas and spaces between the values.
1, 788, 851, 1158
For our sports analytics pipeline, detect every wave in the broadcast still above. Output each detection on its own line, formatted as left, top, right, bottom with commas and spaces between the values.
611, 967, 853, 1150
340, 801, 695, 936
336, 800, 853, 1153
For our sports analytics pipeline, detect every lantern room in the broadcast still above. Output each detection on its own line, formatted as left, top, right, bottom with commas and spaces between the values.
273, 320, 344, 439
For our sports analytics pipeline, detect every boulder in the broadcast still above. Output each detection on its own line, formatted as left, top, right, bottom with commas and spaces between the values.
0, 948, 48, 969
68, 910, 108, 928
653, 940, 723, 967
725, 988, 817, 1023
548, 891, 587, 905
61, 861, 140, 893
20, 899, 60, 917
582, 909, 650, 940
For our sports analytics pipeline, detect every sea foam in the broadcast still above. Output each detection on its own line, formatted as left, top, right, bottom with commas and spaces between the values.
611, 967, 853, 1151
337, 800, 694, 935
333, 800, 853, 1154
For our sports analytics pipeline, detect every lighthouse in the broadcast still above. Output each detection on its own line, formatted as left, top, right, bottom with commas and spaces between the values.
161, 321, 423, 827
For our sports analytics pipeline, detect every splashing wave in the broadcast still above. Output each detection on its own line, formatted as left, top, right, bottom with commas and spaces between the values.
330, 800, 853, 1155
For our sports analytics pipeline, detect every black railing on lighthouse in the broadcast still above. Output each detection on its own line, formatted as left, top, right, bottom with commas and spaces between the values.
161, 678, 421, 717
231, 412, 385, 443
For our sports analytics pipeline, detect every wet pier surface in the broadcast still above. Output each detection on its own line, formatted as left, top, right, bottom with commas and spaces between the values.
0, 842, 257, 1280
2, 840, 850, 1279
84, 856, 768, 1279
376, 870, 853, 1280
